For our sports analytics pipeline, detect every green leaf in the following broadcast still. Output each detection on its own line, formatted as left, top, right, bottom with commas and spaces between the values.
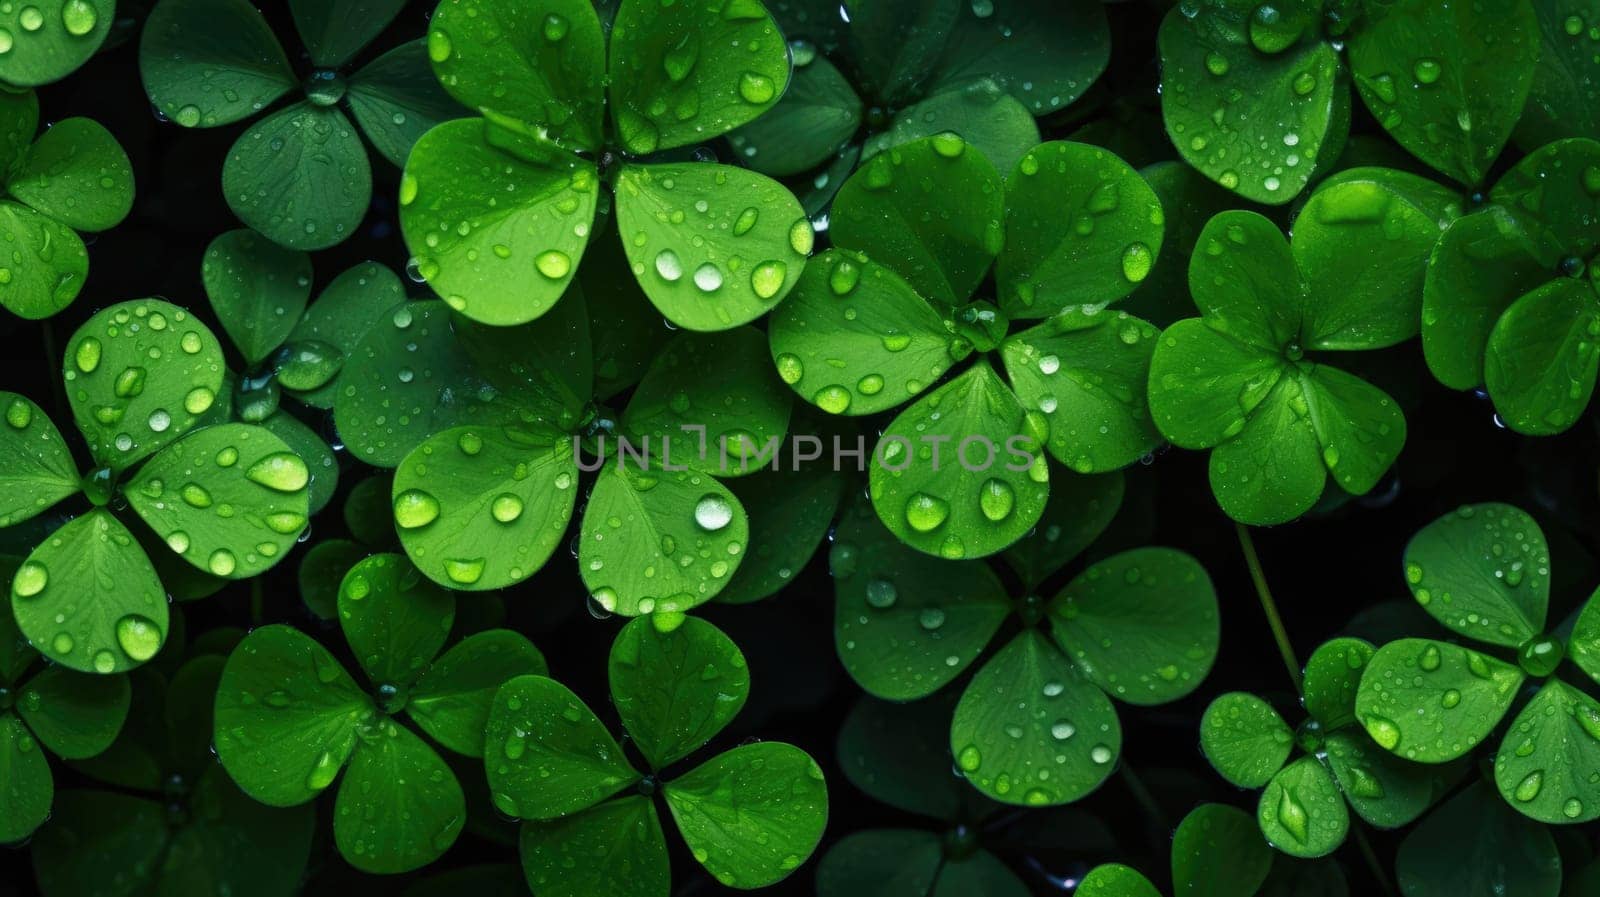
1293, 168, 1461, 350
200, 229, 311, 366
578, 462, 749, 616
409, 630, 547, 758
1209, 375, 1326, 525
125, 422, 310, 580
0, 0, 114, 87
452, 281, 595, 423
767, 248, 955, 418
15, 664, 129, 758
483, 674, 638, 820
393, 424, 578, 591
815, 829, 945, 897
214, 624, 370, 807
609, 615, 749, 770
1356, 638, 1525, 763
726, 54, 862, 178
299, 539, 364, 620
0, 712, 51, 841
1395, 781, 1562, 897
12, 510, 168, 675
1123, 161, 1238, 328
1299, 365, 1405, 497
64, 298, 226, 471
950, 630, 1120, 806
932, 850, 1033, 897
926, 0, 1110, 116
288, 0, 403, 68
1572, 590, 1600, 685
1078, 864, 1161, 897
29, 790, 167, 896
6, 117, 132, 232
1001, 470, 1123, 590
832, 134, 1003, 306
1323, 729, 1433, 829
1188, 209, 1303, 349
1485, 278, 1600, 435
999, 141, 1165, 318
606, 0, 791, 153
832, 494, 1009, 700
1258, 756, 1348, 858
260, 411, 337, 515
347, 39, 466, 168
837, 693, 968, 821
1172, 802, 1274, 895
337, 553, 452, 688
1147, 320, 1282, 450
0, 89, 37, 177
863, 79, 1040, 180
663, 741, 828, 888
221, 102, 371, 251
1348, 0, 1538, 187
1490, 137, 1600, 249
0, 200, 87, 319
519, 794, 670, 897
1001, 307, 1162, 473
1493, 679, 1600, 823
334, 717, 464, 873
614, 162, 809, 331
1158, 1, 1347, 203
140, 0, 295, 128
400, 119, 595, 326
583, 230, 673, 401
287, 261, 406, 409
869, 361, 1048, 559
1403, 502, 1548, 646
1516, 0, 1600, 148
1302, 637, 1374, 730
1258, 854, 1350, 897
717, 456, 846, 604
844, 0, 958, 107
1199, 692, 1293, 789
0, 392, 78, 527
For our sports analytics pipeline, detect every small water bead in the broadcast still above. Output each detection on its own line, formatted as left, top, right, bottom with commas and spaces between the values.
61, 0, 97, 35
394, 490, 441, 529
813, 385, 850, 414
1413, 58, 1441, 84
738, 71, 777, 104
208, 549, 237, 576
904, 493, 950, 532
1052, 721, 1076, 740
116, 614, 162, 662
542, 12, 569, 40
444, 557, 485, 585
246, 452, 310, 492
693, 263, 724, 292
1513, 769, 1543, 802
18, 6, 43, 31
13, 560, 47, 597
919, 608, 945, 630
51, 632, 73, 655
775, 353, 804, 384
654, 249, 684, 282
694, 494, 733, 531
750, 261, 786, 299
491, 493, 525, 523
978, 478, 1015, 522
864, 578, 897, 608
93, 650, 117, 673
1089, 744, 1113, 764
1120, 242, 1152, 283
535, 250, 571, 279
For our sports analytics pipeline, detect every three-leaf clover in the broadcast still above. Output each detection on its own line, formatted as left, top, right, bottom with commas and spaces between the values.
484, 614, 828, 895
1076, 803, 1273, 897
200, 228, 406, 511
1421, 138, 1600, 434
1356, 503, 1600, 824
0, 0, 115, 87
32, 652, 316, 897
1147, 209, 1410, 525
1201, 638, 1439, 857
3, 299, 310, 674
830, 479, 1219, 806
213, 552, 548, 872
0, 573, 130, 842
1159, 0, 1538, 203
770, 135, 1166, 558
0, 88, 133, 319
403, 0, 810, 329
140, 0, 463, 249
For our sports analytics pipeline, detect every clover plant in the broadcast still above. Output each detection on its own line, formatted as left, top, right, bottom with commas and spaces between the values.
0, 88, 132, 319
1392, 780, 1564, 897
483, 614, 827, 895
771, 134, 1166, 558
1077, 803, 1273, 897
1357, 503, 1600, 825
401, 0, 811, 330
3, 299, 310, 674
214, 552, 548, 872
140, 0, 462, 249
0, 0, 114, 87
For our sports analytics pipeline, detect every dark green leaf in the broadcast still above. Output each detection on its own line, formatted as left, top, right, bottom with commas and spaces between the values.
1001, 470, 1123, 589
288, 0, 404, 68
1302, 637, 1374, 730
409, 630, 547, 758
926, 0, 1110, 116
609, 614, 749, 770
6, 117, 133, 232
0, 201, 86, 319
0, 711, 51, 841
0, 0, 114, 86
483, 674, 638, 820
1208, 375, 1326, 525
1402, 502, 1548, 646
1492, 679, 1600, 824
338, 553, 453, 688
140, 0, 295, 127
845, 0, 958, 106
717, 455, 846, 604
1172, 802, 1273, 895
15, 663, 129, 758
863, 79, 1040, 179
1324, 729, 1433, 829
1484, 278, 1600, 435
1078, 864, 1161, 897
201, 229, 312, 366
1516, 0, 1600, 148
1199, 692, 1292, 789
221, 102, 372, 251
286, 261, 405, 409
1421, 207, 1549, 390
836, 693, 968, 821
334, 716, 465, 873
1356, 638, 1524, 763
519, 794, 670, 897
1395, 781, 1562, 897
1258, 756, 1348, 858
727, 54, 862, 178
0, 392, 78, 528
347, 39, 466, 168
815, 829, 944, 897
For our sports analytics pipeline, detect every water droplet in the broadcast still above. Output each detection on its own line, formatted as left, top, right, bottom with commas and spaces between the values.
694, 494, 734, 531
1120, 242, 1153, 283
535, 250, 571, 279
1513, 769, 1543, 802
208, 549, 237, 576
654, 249, 683, 282
491, 493, 524, 523
394, 490, 441, 529
444, 557, 485, 584
750, 260, 786, 299
307, 751, 339, 790
738, 71, 777, 104
865, 578, 897, 608
904, 493, 949, 532
13, 560, 47, 597
115, 614, 162, 662
246, 452, 309, 492
978, 478, 1014, 521
693, 262, 724, 292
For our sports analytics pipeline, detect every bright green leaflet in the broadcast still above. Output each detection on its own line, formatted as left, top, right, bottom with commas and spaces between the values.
1259, 755, 1348, 858
0, 713, 51, 842
1000, 470, 1123, 591
1347, 0, 1538, 188
338, 553, 453, 688
1402, 502, 1549, 647
201, 229, 313, 367
12, 510, 168, 674
64, 298, 226, 471
998, 141, 1164, 319
0, 392, 78, 527
1517, 0, 1600, 148
717, 455, 846, 604
950, 630, 1121, 806
621, 327, 793, 477
1395, 782, 1562, 897
1573, 592, 1600, 683
287, 261, 405, 409
260, 411, 337, 515
662, 741, 828, 889
333, 717, 466, 874
868, 360, 1048, 559
288, 0, 406, 68
221, 103, 372, 250
1356, 637, 1525, 763
726, 53, 862, 178
0, 0, 114, 87
125, 422, 312, 580
1492, 680, 1600, 824
409, 629, 548, 758
1323, 729, 1433, 829
1302, 637, 1374, 729
862, 79, 1041, 180
1420, 209, 1547, 389
1172, 802, 1275, 896
140, 0, 295, 128
1485, 277, 1600, 435
0, 202, 86, 319
483, 674, 639, 820
578, 462, 749, 617
1200, 691, 1293, 789
608, 615, 750, 770
1078, 863, 1161, 897
7, 116, 133, 232
519, 795, 670, 897
925, 0, 1110, 117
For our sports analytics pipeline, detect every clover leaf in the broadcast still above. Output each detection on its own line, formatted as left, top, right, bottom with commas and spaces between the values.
771, 135, 1164, 558
0, 0, 114, 87
1160, 0, 1538, 202
33, 653, 316, 897
402, 0, 807, 330
484, 615, 827, 896
3, 300, 309, 674
1077, 803, 1273, 897
0, 88, 133, 319
140, 0, 463, 249
1394, 780, 1563, 897
1148, 209, 1411, 524
0, 575, 130, 842
214, 553, 547, 872
1356, 503, 1600, 824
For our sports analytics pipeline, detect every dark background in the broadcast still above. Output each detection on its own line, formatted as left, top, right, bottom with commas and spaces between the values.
6, 0, 1600, 894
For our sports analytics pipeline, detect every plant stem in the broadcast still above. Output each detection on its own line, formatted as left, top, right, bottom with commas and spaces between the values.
1234, 522, 1303, 696
40, 319, 68, 420
1353, 825, 1396, 897
1119, 761, 1168, 835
